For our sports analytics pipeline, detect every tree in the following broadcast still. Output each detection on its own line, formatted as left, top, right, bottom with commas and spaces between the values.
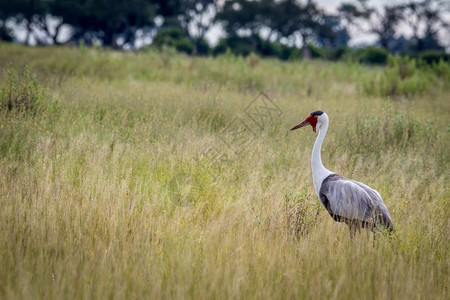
0, 23, 13, 42
150, 0, 219, 54
0, 0, 50, 45
339, 0, 449, 53
288, 1, 333, 49
178, 0, 219, 54
339, 0, 403, 51
216, 0, 272, 38
316, 15, 350, 48
400, 0, 449, 51
0, 0, 157, 48
61, 0, 156, 49
216, 0, 336, 58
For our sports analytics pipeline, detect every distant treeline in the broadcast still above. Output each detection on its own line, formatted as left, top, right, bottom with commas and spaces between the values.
0, 0, 449, 64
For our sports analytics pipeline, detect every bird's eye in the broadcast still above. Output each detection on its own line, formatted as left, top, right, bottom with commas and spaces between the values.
314, 115, 318, 118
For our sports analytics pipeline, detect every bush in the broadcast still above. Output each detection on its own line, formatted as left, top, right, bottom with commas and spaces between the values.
152, 27, 196, 55
287, 48, 302, 60
213, 36, 297, 61
417, 51, 450, 65
213, 36, 255, 57
0, 26, 13, 42
194, 39, 210, 55
328, 46, 354, 61
356, 46, 389, 65
173, 39, 194, 55
214, 36, 260, 57
363, 55, 438, 97
0, 67, 45, 114
306, 43, 326, 59
257, 39, 282, 58
284, 188, 321, 239
429, 59, 450, 84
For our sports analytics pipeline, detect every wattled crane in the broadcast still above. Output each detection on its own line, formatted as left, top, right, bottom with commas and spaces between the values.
290, 111, 394, 238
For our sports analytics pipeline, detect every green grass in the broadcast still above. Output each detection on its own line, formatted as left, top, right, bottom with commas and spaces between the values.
0, 43, 449, 299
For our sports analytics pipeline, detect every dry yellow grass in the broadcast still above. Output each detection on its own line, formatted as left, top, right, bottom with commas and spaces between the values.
0, 43, 449, 299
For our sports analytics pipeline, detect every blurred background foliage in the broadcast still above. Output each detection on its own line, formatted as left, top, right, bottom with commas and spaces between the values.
0, 0, 449, 64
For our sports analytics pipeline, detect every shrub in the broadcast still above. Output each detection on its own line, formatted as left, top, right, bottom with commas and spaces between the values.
213, 36, 255, 57
0, 67, 45, 115
328, 46, 354, 61
287, 48, 302, 60
429, 59, 450, 84
194, 39, 210, 55
363, 55, 438, 97
152, 27, 195, 55
257, 39, 283, 58
213, 36, 297, 61
417, 51, 450, 65
284, 188, 321, 239
356, 46, 389, 65
0, 26, 13, 42
246, 53, 260, 68
173, 39, 194, 55
306, 43, 326, 59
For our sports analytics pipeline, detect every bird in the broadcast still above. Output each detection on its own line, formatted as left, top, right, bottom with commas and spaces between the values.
290, 110, 394, 238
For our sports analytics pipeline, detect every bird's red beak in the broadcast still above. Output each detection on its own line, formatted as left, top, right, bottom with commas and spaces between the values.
290, 115, 317, 132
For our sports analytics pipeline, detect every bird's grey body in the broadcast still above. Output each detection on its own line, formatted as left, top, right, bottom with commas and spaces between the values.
319, 174, 394, 231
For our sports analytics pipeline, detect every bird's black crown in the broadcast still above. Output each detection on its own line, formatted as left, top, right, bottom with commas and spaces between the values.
310, 110, 324, 116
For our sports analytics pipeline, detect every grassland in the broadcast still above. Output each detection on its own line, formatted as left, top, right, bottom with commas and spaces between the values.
0, 43, 449, 299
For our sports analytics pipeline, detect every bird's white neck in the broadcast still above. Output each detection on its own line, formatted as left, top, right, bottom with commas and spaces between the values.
312, 119, 333, 196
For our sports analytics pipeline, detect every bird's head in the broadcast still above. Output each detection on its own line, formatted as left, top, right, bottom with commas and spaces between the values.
290, 110, 327, 133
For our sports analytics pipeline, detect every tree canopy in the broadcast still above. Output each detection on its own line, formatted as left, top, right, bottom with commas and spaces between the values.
0, 0, 448, 56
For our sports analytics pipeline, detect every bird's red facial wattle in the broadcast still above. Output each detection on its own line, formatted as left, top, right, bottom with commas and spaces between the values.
290, 115, 318, 132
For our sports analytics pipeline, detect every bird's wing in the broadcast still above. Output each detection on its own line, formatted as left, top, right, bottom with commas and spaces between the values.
319, 174, 392, 226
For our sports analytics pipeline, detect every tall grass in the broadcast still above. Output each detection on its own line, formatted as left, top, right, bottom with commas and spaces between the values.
0, 43, 449, 299
0, 67, 46, 114
362, 56, 450, 97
